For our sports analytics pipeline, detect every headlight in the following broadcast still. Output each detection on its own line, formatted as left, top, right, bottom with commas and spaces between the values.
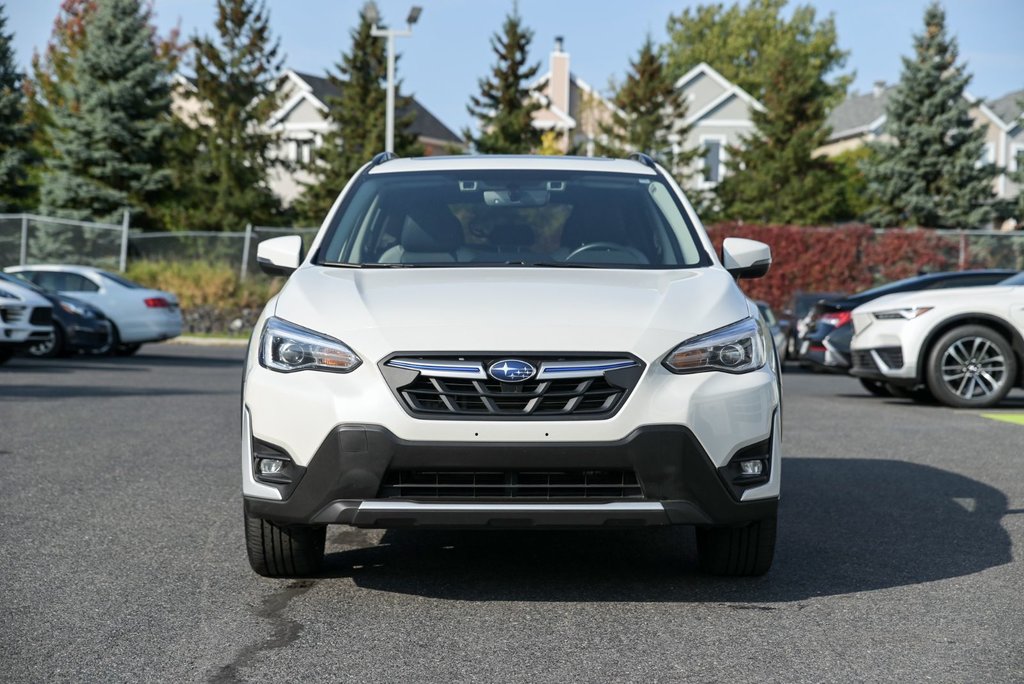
873, 307, 933, 320
663, 317, 767, 374
60, 300, 93, 317
259, 317, 361, 373
0, 288, 21, 300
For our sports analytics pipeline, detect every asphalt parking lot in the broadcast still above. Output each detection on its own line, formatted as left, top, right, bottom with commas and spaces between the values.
2, 345, 1023, 683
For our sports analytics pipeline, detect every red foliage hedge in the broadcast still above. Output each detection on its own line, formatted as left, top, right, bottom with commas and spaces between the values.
704, 223, 965, 311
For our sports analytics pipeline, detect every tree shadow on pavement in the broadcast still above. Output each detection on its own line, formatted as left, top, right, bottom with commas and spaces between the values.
318, 458, 1013, 602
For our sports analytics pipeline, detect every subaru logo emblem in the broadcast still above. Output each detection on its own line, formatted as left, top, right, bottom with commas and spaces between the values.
488, 359, 536, 383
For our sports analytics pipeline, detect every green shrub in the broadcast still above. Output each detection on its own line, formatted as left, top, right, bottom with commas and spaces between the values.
125, 260, 282, 311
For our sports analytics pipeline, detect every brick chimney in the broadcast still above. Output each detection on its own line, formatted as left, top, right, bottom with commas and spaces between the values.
549, 36, 570, 115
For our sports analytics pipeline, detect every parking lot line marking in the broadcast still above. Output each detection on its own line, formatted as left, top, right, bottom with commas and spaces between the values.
980, 413, 1024, 426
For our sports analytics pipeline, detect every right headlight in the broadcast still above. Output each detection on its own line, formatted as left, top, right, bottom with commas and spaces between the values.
259, 317, 361, 373
663, 317, 767, 374
872, 307, 933, 320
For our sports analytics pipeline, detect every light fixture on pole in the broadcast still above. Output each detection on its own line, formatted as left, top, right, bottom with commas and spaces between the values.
367, 2, 422, 154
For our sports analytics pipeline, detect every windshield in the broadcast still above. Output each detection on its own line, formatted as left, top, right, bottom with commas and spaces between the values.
315, 170, 709, 269
0, 272, 44, 294
100, 271, 142, 288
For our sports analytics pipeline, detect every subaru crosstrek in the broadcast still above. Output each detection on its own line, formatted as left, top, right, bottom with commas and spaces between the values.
242, 154, 782, 577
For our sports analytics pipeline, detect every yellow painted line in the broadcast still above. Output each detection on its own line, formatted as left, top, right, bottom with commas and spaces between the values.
980, 413, 1024, 426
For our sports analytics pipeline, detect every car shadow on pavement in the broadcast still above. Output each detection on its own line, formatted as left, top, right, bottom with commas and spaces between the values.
318, 458, 1013, 602
0, 384, 232, 400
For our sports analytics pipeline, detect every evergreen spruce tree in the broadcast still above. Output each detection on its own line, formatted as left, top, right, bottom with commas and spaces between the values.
1010, 96, 1024, 224
596, 36, 697, 177
865, 3, 996, 228
39, 0, 171, 224
465, 7, 541, 154
176, 0, 284, 230
295, 4, 421, 223
714, 7, 849, 225
0, 4, 35, 211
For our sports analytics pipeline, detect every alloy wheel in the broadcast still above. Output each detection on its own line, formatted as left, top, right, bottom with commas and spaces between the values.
940, 336, 1007, 400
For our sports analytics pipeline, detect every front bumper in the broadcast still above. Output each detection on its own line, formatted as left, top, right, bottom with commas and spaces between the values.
67, 319, 112, 351
243, 421, 780, 529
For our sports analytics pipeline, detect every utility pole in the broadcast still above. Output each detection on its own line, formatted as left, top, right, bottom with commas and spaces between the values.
367, 2, 422, 153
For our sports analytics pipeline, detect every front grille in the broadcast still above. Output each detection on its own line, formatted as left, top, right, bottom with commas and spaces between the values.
402, 375, 623, 416
0, 306, 25, 323
851, 350, 877, 372
379, 469, 643, 500
29, 307, 53, 326
382, 354, 643, 420
875, 347, 903, 369
853, 348, 903, 371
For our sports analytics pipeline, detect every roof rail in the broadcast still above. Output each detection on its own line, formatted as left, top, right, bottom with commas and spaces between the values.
627, 152, 657, 169
371, 151, 399, 166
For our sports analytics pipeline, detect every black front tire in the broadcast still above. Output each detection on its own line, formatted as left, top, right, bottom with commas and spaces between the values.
859, 378, 891, 397
116, 343, 142, 356
27, 324, 66, 358
244, 509, 326, 578
696, 516, 776, 576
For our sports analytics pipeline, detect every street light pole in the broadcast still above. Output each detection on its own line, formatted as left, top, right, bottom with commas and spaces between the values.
368, 3, 422, 154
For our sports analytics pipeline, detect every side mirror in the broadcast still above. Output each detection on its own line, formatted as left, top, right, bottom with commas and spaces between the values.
722, 237, 771, 279
257, 235, 304, 277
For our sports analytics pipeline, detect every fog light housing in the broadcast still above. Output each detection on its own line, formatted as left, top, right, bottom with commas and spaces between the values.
258, 458, 285, 475
739, 459, 764, 476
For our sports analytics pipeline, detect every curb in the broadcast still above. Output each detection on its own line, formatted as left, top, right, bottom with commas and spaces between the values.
168, 336, 250, 347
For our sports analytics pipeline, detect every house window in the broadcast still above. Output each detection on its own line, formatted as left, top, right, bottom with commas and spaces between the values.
701, 137, 725, 185
1010, 144, 1024, 173
977, 142, 995, 167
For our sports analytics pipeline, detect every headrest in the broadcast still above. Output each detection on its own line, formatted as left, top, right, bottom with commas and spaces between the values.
401, 206, 463, 253
489, 223, 534, 247
561, 202, 628, 247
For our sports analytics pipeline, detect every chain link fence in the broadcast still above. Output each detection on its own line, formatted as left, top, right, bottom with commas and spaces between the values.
0, 214, 318, 280
2, 213, 1023, 279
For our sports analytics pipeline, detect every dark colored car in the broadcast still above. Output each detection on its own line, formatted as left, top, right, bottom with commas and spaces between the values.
782, 291, 846, 359
799, 270, 1017, 378
0, 272, 113, 357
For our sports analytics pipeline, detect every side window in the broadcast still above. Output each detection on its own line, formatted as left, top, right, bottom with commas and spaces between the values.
63, 274, 100, 292
929, 276, 1004, 289
33, 271, 68, 291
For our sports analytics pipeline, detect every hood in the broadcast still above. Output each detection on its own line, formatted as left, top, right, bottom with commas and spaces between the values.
273, 266, 750, 362
854, 286, 1016, 314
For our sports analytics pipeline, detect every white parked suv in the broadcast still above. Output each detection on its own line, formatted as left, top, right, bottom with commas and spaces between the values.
242, 154, 782, 577
0, 278, 53, 364
850, 271, 1024, 407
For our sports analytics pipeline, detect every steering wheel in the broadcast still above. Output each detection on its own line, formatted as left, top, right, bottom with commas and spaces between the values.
566, 241, 647, 263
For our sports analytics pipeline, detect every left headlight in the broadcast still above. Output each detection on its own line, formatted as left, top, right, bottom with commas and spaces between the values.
259, 316, 361, 373
663, 317, 767, 374
60, 300, 93, 317
872, 307, 932, 320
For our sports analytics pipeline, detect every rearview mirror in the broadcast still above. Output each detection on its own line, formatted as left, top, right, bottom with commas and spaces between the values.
722, 238, 771, 279
257, 235, 304, 277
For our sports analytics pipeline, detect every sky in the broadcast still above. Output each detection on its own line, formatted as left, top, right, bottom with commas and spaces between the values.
7, 0, 1024, 137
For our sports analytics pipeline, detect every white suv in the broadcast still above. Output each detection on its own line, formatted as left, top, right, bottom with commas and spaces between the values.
850, 271, 1024, 407
0, 279, 54, 364
242, 154, 782, 577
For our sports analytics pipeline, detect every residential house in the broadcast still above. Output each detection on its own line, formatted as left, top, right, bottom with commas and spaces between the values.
171, 69, 464, 205
528, 37, 621, 156
819, 83, 1024, 223
671, 63, 765, 190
